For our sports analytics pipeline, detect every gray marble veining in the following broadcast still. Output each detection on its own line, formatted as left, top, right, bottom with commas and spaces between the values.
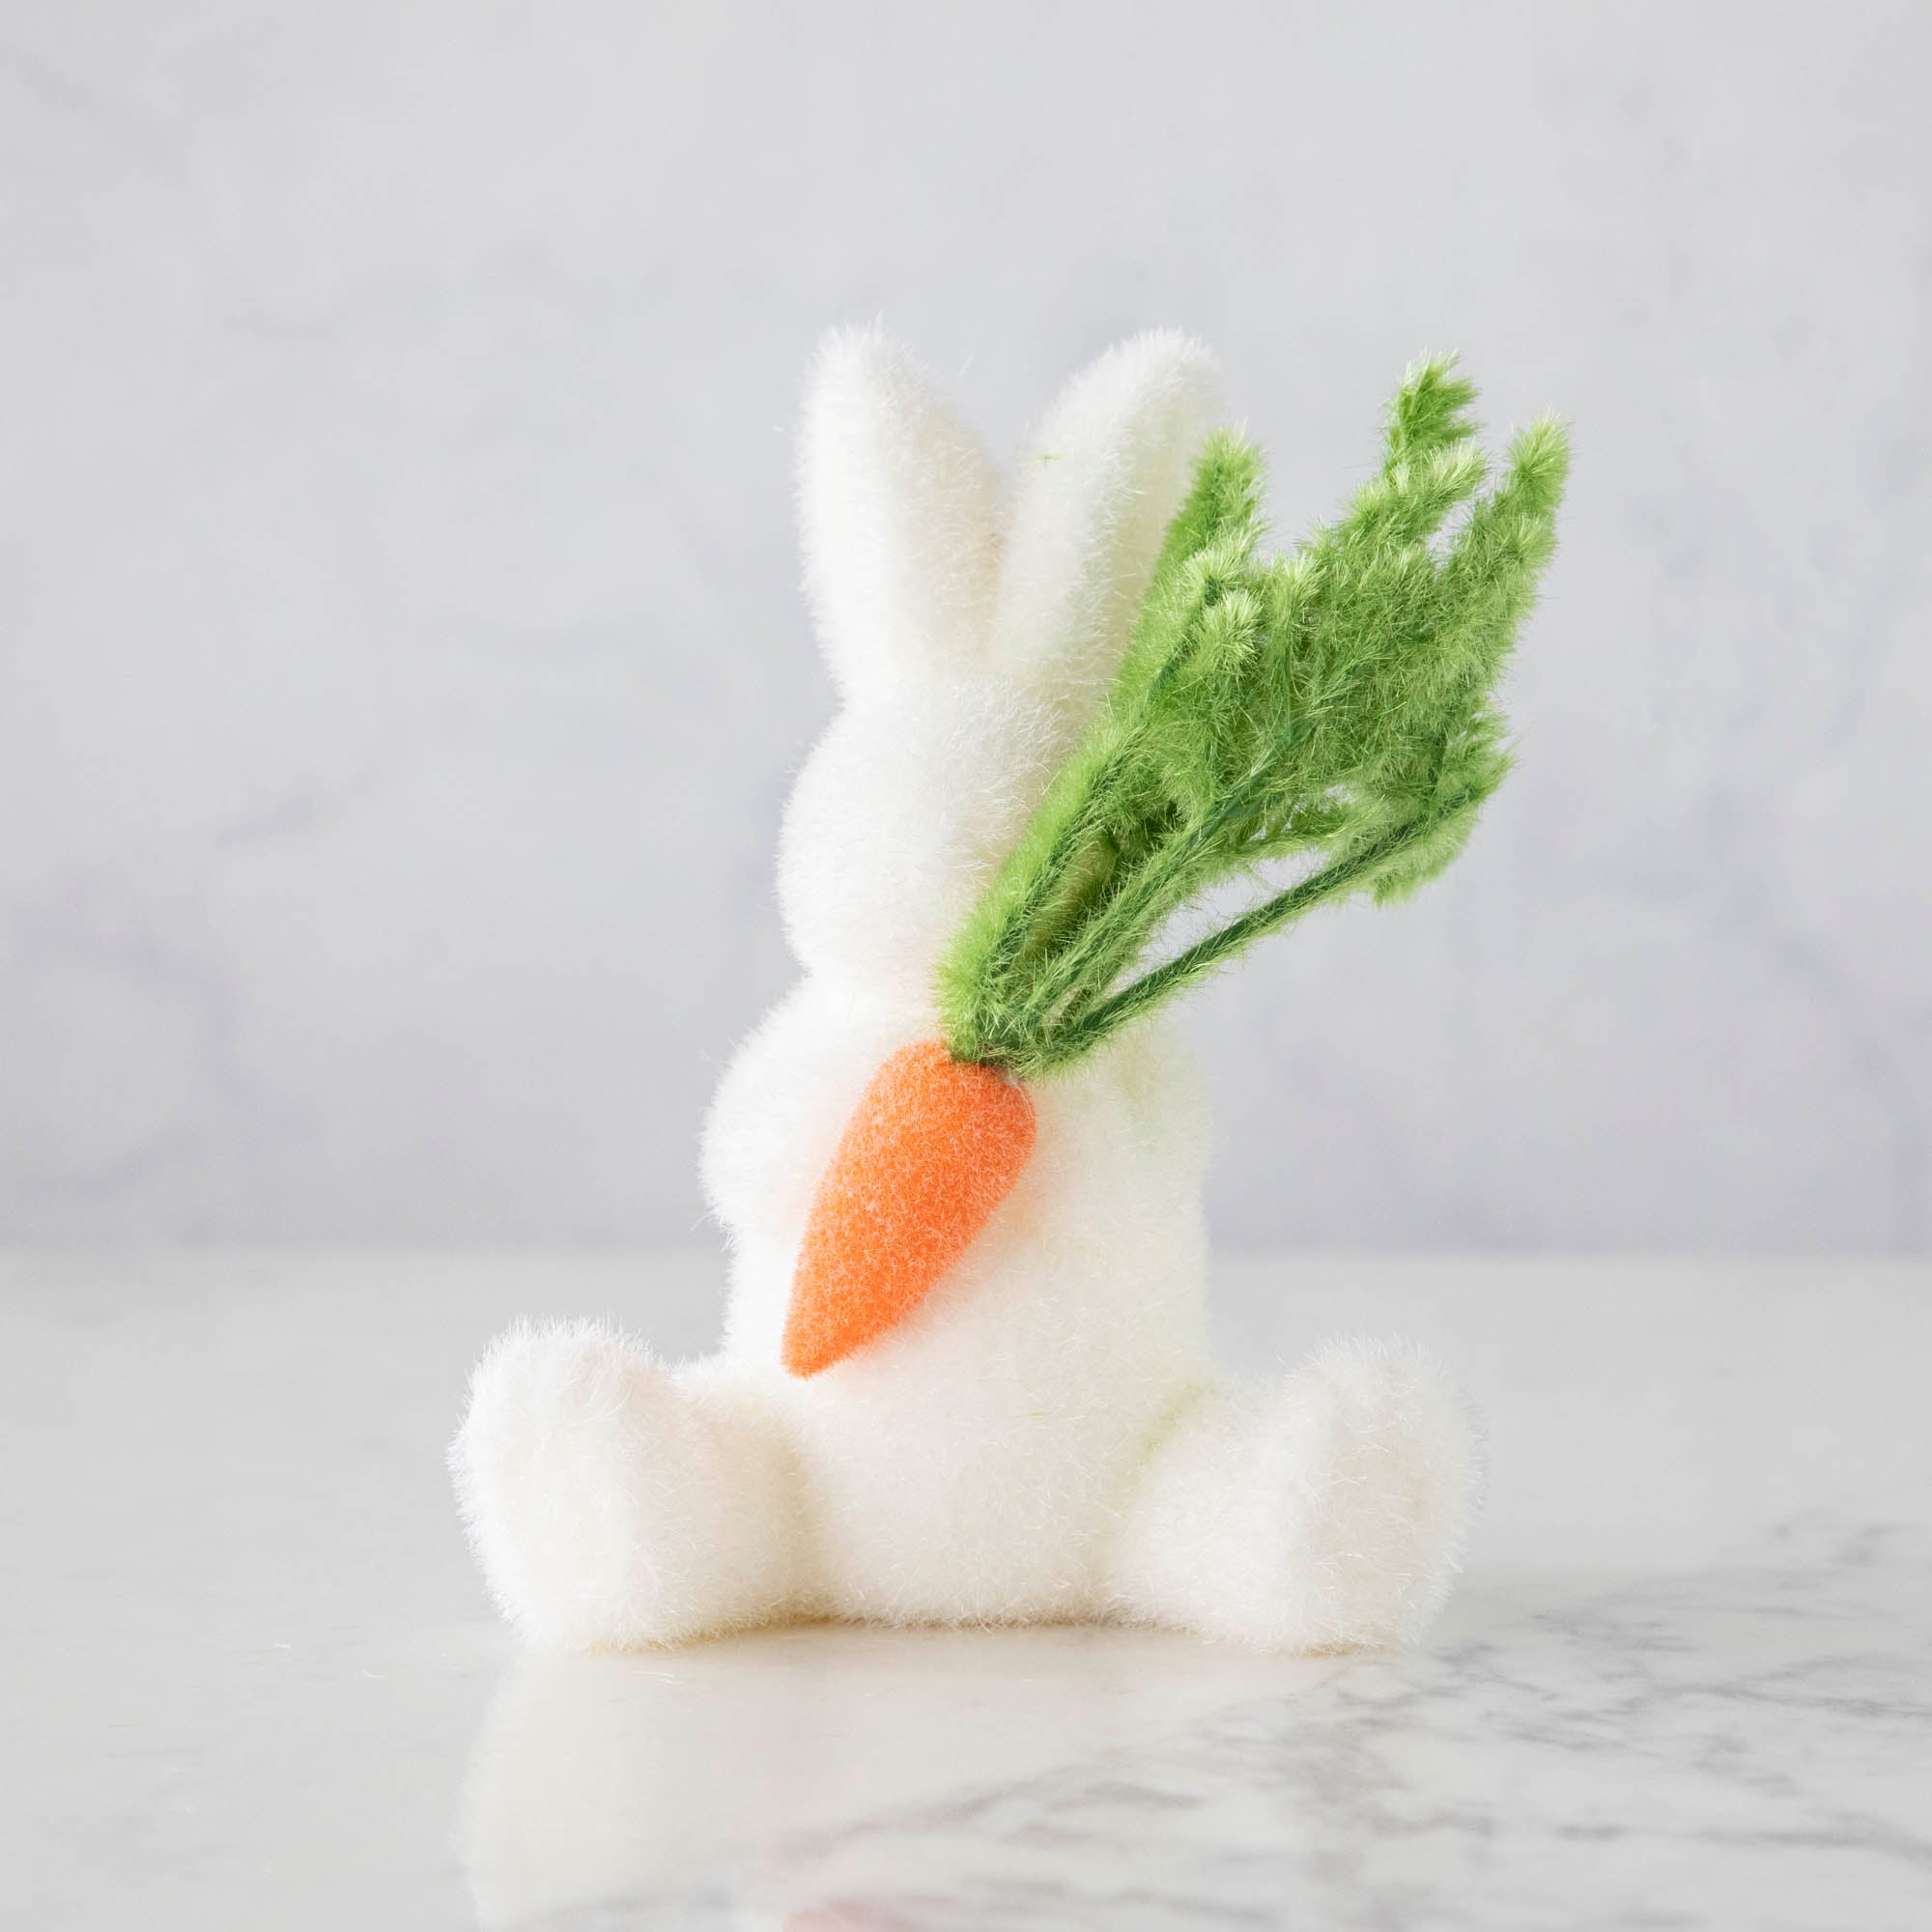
463, 1531, 1932, 1930
4, 1252, 1927, 1927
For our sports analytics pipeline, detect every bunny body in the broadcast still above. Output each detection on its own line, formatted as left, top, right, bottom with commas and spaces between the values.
452, 329, 1475, 1652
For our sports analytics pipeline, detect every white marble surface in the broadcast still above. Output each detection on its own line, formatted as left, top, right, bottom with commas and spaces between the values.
3, 7, 1929, 1252
5, 1252, 1928, 1928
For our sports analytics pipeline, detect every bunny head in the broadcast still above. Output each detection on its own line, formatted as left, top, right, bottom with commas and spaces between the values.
776, 325, 1223, 1002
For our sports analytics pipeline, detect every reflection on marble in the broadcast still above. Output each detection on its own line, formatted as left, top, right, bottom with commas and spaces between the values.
462, 1627, 1345, 1927
5, 1253, 1929, 1929
461, 1527, 1932, 1930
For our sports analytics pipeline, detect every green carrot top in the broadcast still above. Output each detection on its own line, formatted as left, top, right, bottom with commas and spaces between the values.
937, 355, 1569, 1080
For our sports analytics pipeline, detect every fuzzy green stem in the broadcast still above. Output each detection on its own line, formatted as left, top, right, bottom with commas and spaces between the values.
1030, 823, 1420, 1070
934, 356, 1568, 1084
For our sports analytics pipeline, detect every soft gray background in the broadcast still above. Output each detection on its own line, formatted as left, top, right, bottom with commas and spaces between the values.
2, 3, 1926, 1250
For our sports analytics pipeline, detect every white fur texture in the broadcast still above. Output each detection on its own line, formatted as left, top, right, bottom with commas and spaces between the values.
450, 326, 1477, 1652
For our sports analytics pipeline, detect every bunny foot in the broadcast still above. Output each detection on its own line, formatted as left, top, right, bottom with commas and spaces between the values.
450, 1322, 798, 1649
1106, 1337, 1476, 1651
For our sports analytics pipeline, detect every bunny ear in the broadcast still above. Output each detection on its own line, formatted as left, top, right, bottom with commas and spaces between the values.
986, 331, 1221, 709
798, 325, 1001, 696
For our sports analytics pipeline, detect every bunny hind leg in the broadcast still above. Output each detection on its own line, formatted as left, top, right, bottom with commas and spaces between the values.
450, 1323, 799, 1650
1105, 1338, 1475, 1652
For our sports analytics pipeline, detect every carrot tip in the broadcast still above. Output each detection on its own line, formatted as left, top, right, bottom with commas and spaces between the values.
781, 1039, 1035, 1376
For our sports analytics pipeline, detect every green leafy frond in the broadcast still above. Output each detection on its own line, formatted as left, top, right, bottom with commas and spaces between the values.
1381, 351, 1478, 472
937, 356, 1569, 1078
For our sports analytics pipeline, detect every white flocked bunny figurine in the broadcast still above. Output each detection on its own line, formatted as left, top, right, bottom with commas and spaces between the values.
452, 325, 1570, 1652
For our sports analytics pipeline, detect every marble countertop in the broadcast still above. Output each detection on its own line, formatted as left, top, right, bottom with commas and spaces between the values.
4, 1252, 1927, 1929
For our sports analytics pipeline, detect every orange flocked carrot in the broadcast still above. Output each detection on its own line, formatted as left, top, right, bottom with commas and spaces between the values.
781, 1040, 1036, 1377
